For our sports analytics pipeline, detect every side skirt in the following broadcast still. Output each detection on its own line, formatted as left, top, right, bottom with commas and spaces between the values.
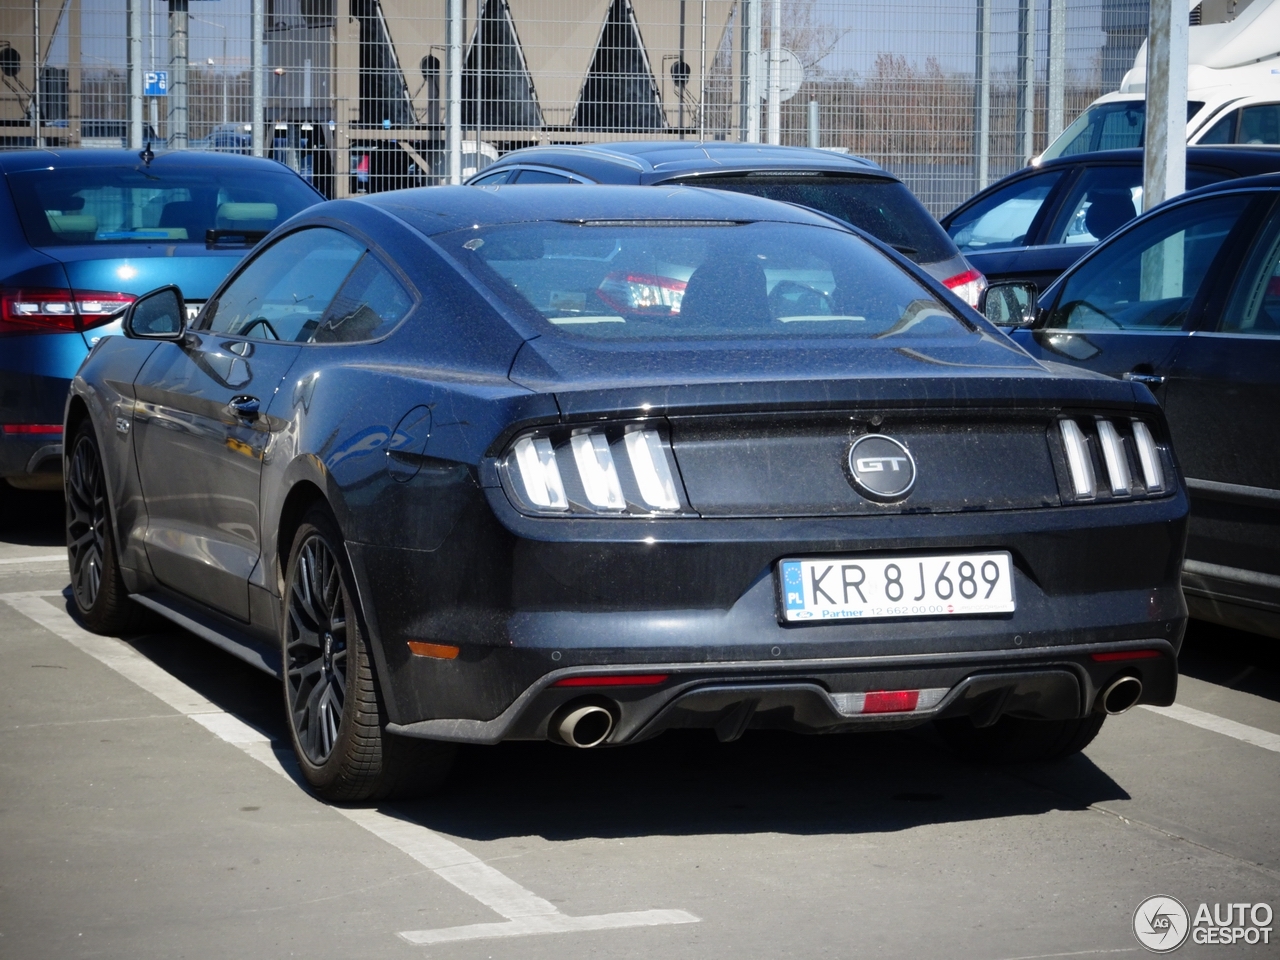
131, 591, 282, 678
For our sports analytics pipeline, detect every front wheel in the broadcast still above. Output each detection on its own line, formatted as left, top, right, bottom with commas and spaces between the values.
934, 712, 1106, 764
281, 507, 455, 801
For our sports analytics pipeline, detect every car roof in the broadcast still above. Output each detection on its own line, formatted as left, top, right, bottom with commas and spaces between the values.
944, 145, 1280, 221
1174, 169, 1280, 200
482, 141, 895, 184
1029, 145, 1280, 177
0, 147, 302, 176
359, 183, 848, 236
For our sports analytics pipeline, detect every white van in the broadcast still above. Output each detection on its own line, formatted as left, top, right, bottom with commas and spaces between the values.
1037, 0, 1280, 162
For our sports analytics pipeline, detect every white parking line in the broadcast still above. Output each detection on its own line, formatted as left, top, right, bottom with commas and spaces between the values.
1138, 703, 1280, 754
0, 554, 67, 566
1, 591, 699, 946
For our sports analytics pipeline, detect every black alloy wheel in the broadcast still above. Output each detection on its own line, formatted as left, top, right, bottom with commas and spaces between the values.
66, 430, 107, 611
282, 507, 455, 801
285, 530, 350, 765
65, 423, 146, 635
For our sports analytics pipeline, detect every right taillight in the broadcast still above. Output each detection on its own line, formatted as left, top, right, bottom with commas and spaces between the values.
503, 424, 689, 516
0, 288, 134, 336
1056, 417, 1171, 502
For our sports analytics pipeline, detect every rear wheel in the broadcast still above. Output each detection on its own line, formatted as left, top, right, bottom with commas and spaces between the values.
66, 423, 146, 634
935, 712, 1106, 764
282, 507, 454, 801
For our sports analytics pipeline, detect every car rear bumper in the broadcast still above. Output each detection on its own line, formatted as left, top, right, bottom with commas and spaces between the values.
386, 638, 1179, 745
349, 489, 1188, 741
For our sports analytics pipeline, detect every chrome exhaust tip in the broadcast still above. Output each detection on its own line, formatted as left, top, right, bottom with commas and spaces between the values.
555, 702, 615, 748
1098, 675, 1143, 715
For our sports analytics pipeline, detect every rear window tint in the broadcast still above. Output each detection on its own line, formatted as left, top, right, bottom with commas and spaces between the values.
440, 220, 971, 343
7, 164, 319, 246
676, 175, 958, 264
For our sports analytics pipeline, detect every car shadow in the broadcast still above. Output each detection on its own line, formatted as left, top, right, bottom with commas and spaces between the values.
0, 485, 65, 547
401, 725, 1131, 843
1178, 618, 1280, 704
67, 596, 1133, 843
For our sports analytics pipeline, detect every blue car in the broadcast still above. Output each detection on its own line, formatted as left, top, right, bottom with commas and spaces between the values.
0, 148, 323, 490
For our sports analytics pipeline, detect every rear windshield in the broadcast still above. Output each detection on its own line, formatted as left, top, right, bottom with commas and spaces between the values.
671, 175, 958, 264
440, 220, 969, 342
6, 164, 321, 246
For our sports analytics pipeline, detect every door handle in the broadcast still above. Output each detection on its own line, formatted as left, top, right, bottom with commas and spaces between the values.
227, 395, 261, 419
1122, 372, 1165, 387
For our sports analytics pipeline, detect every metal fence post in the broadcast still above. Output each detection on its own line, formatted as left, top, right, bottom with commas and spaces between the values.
252, 0, 264, 158
974, 0, 991, 189
1143, 0, 1187, 211
808, 97, 818, 148
128, 0, 143, 149
448, 0, 462, 184
766, 0, 780, 145
31, 0, 40, 147
1016, 0, 1035, 164
743, 0, 761, 143
1047, 0, 1066, 142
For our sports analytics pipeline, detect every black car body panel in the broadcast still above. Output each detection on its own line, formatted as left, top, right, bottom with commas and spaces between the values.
1012, 175, 1280, 638
70, 185, 1187, 749
942, 147, 1280, 294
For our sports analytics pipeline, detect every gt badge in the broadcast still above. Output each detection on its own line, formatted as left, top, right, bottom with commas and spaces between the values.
847, 434, 916, 501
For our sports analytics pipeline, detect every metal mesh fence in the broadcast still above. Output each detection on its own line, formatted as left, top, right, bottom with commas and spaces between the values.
1, 0, 1151, 214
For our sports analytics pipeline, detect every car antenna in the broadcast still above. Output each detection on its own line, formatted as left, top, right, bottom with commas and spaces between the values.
139, 140, 154, 167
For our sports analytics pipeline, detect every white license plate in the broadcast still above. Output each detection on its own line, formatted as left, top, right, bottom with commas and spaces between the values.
778, 552, 1015, 623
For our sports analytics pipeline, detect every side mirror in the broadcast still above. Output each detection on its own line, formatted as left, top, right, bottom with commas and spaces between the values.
980, 281, 1039, 328
123, 285, 187, 340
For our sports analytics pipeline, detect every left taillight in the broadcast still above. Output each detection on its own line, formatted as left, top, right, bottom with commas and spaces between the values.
502, 424, 688, 516
0, 288, 135, 336
941, 268, 987, 309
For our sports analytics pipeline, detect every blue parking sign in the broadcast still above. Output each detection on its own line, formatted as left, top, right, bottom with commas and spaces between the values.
144, 71, 168, 97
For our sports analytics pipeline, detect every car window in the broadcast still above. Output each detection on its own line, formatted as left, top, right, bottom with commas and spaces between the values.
1198, 109, 1237, 145
471, 169, 512, 185
1219, 201, 1280, 337
692, 175, 958, 264
1238, 104, 1280, 145
1045, 101, 1204, 160
513, 169, 578, 184
7, 165, 319, 246
946, 171, 1064, 253
1046, 194, 1252, 331
441, 220, 970, 342
312, 253, 414, 343
1046, 165, 1230, 246
203, 228, 365, 341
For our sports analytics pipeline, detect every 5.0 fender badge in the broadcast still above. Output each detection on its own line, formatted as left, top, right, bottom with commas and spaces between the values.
847, 434, 916, 501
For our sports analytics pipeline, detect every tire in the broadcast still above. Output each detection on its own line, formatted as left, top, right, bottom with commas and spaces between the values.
281, 507, 455, 801
66, 423, 148, 635
934, 712, 1107, 764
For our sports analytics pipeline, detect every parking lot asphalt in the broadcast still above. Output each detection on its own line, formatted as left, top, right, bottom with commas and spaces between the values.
1, 488, 1277, 960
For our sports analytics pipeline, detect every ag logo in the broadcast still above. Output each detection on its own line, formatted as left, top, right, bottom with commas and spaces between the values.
1133, 895, 1190, 953
847, 434, 916, 501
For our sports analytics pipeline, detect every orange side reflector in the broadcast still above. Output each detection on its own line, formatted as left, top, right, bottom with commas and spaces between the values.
407, 641, 460, 660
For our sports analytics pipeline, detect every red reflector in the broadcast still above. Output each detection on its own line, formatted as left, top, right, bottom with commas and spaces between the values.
861, 690, 920, 714
2, 424, 63, 435
553, 674, 669, 688
1090, 650, 1162, 662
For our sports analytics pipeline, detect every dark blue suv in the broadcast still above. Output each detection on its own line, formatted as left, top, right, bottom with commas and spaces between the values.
0, 149, 322, 490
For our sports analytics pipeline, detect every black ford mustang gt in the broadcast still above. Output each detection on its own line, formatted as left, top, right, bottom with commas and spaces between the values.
66, 185, 1187, 801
